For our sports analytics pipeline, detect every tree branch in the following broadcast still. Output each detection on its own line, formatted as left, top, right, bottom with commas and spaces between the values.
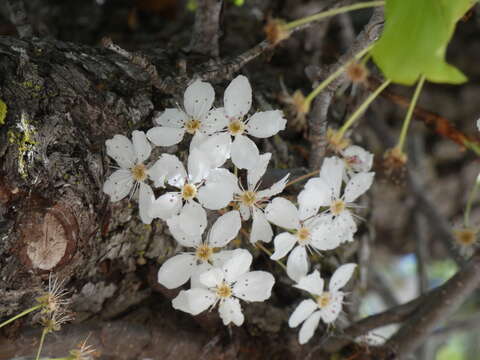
189, 0, 224, 57
6, 0, 33, 39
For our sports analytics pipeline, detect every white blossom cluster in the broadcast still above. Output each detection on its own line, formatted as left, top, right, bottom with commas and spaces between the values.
102, 75, 374, 344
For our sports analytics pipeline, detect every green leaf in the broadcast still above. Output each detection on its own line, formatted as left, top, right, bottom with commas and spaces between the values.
371, 0, 473, 85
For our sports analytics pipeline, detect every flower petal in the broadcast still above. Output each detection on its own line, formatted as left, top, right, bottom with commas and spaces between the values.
149, 192, 183, 221
342, 145, 373, 174
190, 132, 232, 169
197, 169, 237, 210
299, 311, 322, 344
106, 134, 135, 169
172, 289, 215, 316
208, 210, 241, 248
329, 263, 357, 292
320, 157, 345, 199
166, 213, 202, 247
239, 204, 251, 220
139, 182, 154, 224
148, 154, 187, 188
288, 299, 318, 328
132, 130, 152, 163
224, 75, 252, 118
246, 110, 286, 138
190, 262, 212, 289
344, 172, 375, 203
157, 253, 196, 289
222, 248, 252, 283
256, 173, 289, 199
270, 232, 297, 260
231, 134, 259, 170
184, 80, 215, 119
232, 270, 275, 302
319, 292, 344, 323
310, 218, 343, 251
201, 108, 229, 134
250, 207, 273, 244
219, 297, 244, 326
264, 197, 300, 230
178, 201, 208, 236
147, 126, 185, 147
286, 246, 309, 282
154, 108, 187, 127
334, 211, 357, 241
187, 147, 215, 184
199, 267, 224, 288
297, 178, 331, 220
103, 169, 134, 202
247, 152, 271, 189
294, 270, 324, 296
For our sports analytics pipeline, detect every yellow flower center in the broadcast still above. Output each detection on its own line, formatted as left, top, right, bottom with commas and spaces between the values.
185, 118, 202, 134
240, 190, 257, 206
195, 244, 213, 262
228, 119, 245, 136
316, 292, 331, 308
296, 227, 311, 245
454, 228, 477, 247
330, 199, 346, 216
131, 163, 147, 182
216, 282, 232, 299
182, 183, 197, 200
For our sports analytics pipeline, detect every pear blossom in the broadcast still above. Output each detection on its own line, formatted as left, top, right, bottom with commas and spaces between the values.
232, 153, 289, 244
103, 131, 155, 224
265, 197, 342, 282
148, 151, 236, 234
201, 75, 287, 169
172, 249, 275, 326
341, 145, 373, 177
289, 264, 357, 344
157, 210, 241, 289
146, 80, 226, 147
298, 157, 374, 244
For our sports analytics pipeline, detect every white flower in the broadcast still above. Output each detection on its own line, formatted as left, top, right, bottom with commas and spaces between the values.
297, 156, 374, 243
289, 264, 357, 344
146, 80, 225, 146
232, 153, 289, 244
341, 145, 373, 176
103, 131, 155, 224
200, 75, 287, 169
148, 151, 236, 234
477, 118, 480, 132
172, 249, 275, 326
157, 210, 241, 289
265, 197, 342, 282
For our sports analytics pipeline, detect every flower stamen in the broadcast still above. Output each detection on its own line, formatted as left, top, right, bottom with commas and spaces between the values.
330, 199, 346, 216
228, 119, 246, 136
131, 163, 148, 182
316, 292, 331, 308
182, 183, 198, 200
195, 244, 213, 262
216, 282, 232, 299
185, 118, 202, 134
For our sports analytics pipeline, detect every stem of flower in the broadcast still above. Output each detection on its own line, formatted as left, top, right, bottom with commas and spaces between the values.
464, 173, 480, 228
337, 78, 391, 138
36, 328, 48, 360
285, 169, 319, 188
303, 45, 373, 111
0, 304, 42, 329
284, 1, 385, 30
255, 242, 288, 272
396, 75, 426, 152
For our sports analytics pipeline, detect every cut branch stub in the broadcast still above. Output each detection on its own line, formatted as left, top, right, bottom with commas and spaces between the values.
16, 196, 78, 272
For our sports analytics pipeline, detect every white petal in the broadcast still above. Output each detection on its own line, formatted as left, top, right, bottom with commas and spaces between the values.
320, 157, 345, 199
184, 80, 215, 119
219, 298, 244, 326
250, 207, 273, 244
212, 248, 245, 268
264, 197, 300, 230
246, 110, 286, 138
106, 134, 135, 169
222, 249, 252, 283
247, 153, 271, 189
224, 75, 252, 118
299, 311, 322, 344
146, 126, 185, 147
166, 213, 202, 247
201, 108, 229, 134
319, 292, 344, 323
297, 178, 331, 220
197, 169, 237, 210
334, 211, 357, 238
344, 172, 375, 202
200, 267, 224, 288
270, 233, 297, 260
190, 262, 212, 289
172, 289, 215, 316
157, 253, 196, 289
154, 108, 187, 127
294, 270, 324, 296
231, 135, 260, 170
191, 132, 232, 169
329, 263, 357, 292
239, 204, 251, 220
257, 174, 289, 199
286, 246, 309, 282
148, 154, 187, 188
233, 271, 275, 301
288, 299, 318, 328
208, 210, 241, 248
178, 201, 207, 236
149, 192, 183, 220
132, 130, 152, 163
310, 219, 343, 251
139, 183, 154, 224
342, 145, 373, 173
103, 169, 134, 202
187, 147, 215, 183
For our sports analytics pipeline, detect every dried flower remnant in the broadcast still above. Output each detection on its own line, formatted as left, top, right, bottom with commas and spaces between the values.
453, 226, 478, 256
382, 147, 408, 183
264, 18, 291, 46
346, 62, 369, 84
36, 274, 71, 314
326, 128, 350, 153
